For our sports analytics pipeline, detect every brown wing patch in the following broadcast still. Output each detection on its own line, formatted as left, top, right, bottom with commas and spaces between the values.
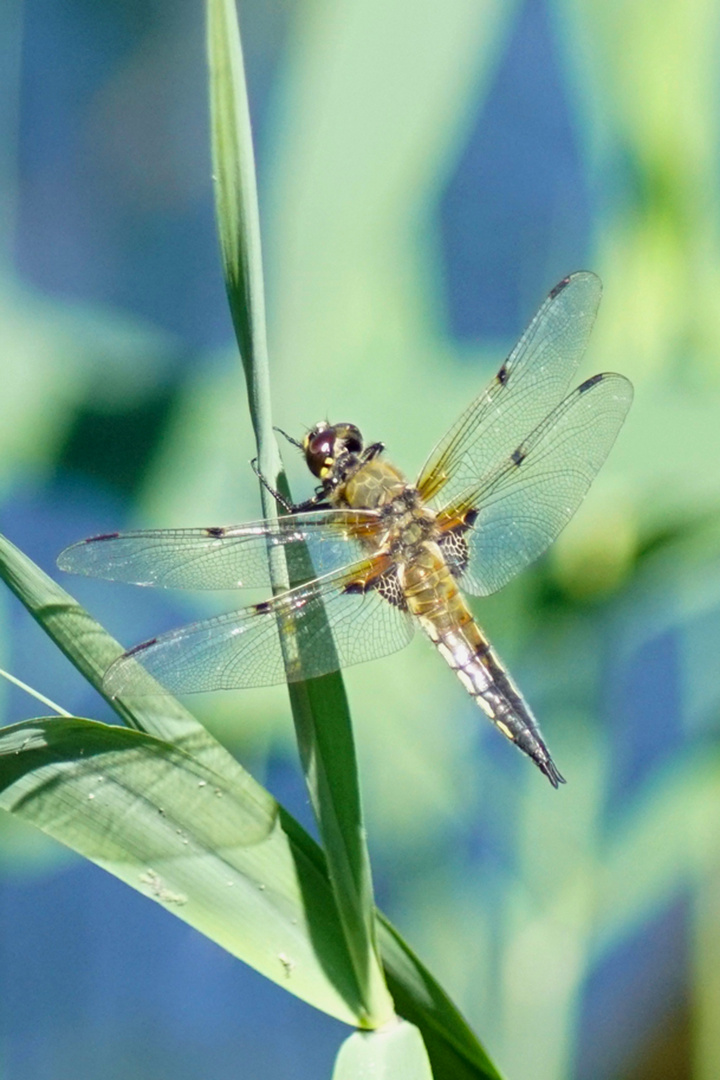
435, 500, 479, 535
341, 554, 406, 608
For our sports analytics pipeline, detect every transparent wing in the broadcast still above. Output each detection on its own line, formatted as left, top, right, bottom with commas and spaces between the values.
57, 510, 383, 590
439, 373, 633, 597
417, 272, 603, 505
102, 560, 415, 697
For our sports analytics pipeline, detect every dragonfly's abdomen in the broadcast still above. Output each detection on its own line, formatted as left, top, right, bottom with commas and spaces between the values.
400, 542, 565, 788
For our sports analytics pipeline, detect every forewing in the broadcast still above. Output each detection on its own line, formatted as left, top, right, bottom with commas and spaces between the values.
439, 373, 633, 597
57, 510, 382, 590
417, 272, 603, 505
102, 561, 415, 697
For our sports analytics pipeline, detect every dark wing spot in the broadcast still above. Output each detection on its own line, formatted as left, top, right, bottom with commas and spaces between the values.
254, 600, 272, 614
511, 447, 526, 466
548, 276, 571, 300
463, 508, 479, 528
578, 372, 604, 393
496, 363, 509, 386
343, 581, 367, 595
92, 532, 120, 542
126, 637, 157, 656
205, 526, 226, 537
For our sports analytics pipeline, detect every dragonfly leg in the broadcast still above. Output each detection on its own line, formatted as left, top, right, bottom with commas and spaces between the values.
363, 441, 385, 462
250, 458, 295, 511
273, 425, 304, 450
250, 458, 330, 513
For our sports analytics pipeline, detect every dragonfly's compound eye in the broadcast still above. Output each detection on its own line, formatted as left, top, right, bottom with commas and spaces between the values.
304, 427, 337, 477
303, 421, 364, 477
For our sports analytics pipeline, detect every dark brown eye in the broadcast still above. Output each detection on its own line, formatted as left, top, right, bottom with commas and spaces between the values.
310, 432, 334, 458
305, 431, 335, 477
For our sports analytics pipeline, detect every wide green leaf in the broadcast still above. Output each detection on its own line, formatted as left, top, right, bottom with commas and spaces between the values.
332, 1020, 433, 1080
1, 530, 502, 1075
0, 716, 363, 1021
0, 532, 352, 1019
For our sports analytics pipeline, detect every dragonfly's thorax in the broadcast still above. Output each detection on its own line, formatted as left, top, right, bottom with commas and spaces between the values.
379, 486, 439, 557
337, 457, 409, 510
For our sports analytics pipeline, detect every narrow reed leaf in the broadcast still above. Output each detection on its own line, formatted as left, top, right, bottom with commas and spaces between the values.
207, 0, 274, 476
0, 666, 70, 715
288, 674, 394, 1027
207, 0, 393, 1025
378, 918, 505, 1080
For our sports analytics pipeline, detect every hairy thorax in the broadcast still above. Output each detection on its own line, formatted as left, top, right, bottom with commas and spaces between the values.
336, 458, 443, 570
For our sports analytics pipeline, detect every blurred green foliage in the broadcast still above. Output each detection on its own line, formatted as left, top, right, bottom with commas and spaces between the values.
2, 1, 720, 1078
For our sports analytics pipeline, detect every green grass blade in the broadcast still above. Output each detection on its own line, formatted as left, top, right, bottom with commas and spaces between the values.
332, 1021, 433, 1080
288, 675, 394, 1027
379, 919, 505, 1080
206, 0, 274, 481
0, 665, 70, 715
0, 716, 362, 1022
207, 0, 393, 1025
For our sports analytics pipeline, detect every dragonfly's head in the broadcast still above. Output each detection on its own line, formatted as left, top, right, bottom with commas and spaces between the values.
303, 421, 364, 480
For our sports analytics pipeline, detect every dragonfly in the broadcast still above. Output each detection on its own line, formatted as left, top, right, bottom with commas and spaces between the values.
58, 272, 633, 787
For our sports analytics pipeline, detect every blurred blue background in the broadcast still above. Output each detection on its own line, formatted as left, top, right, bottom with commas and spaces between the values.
2, 0, 720, 1077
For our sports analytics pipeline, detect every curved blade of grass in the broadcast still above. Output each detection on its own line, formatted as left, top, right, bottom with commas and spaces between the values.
332, 1020, 433, 1080
0, 666, 70, 715
0, 533, 501, 1076
207, 0, 393, 1025
378, 919, 505, 1080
